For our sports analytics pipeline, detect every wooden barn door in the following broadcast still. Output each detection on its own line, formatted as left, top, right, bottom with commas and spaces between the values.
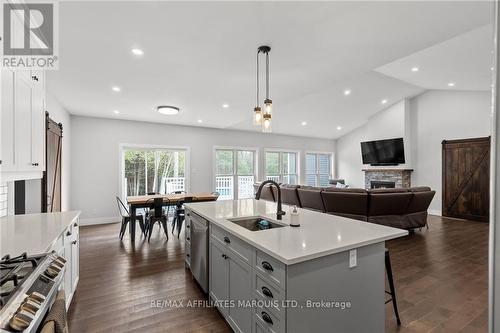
442, 137, 490, 222
42, 113, 63, 212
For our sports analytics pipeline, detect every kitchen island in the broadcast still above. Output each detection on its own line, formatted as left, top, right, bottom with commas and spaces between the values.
185, 199, 407, 333
0, 211, 81, 308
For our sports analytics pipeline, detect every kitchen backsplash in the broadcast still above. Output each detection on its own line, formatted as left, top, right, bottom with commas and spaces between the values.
0, 183, 7, 217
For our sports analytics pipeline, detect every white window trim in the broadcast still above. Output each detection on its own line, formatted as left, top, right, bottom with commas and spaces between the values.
118, 143, 191, 199
264, 148, 301, 184
305, 151, 333, 187
213, 146, 259, 200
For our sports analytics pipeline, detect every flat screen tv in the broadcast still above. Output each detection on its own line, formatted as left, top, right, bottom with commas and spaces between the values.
361, 138, 405, 166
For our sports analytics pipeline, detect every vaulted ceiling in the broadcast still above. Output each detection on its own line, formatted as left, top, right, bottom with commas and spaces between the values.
47, 1, 494, 139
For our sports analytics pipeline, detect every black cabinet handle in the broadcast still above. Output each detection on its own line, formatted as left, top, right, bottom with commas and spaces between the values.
186, 237, 190, 241
72, 240, 77, 245
74, 223, 78, 227
66, 231, 72, 236
221, 254, 229, 260
186, 225, 190, 229
261, 286, 273, 298
187, 213, 190, 216
31, 163, 39, 166
186, 254, 190, 257
261, 311, 273, 325
261, 261, 274, 272
223, 236, 231, 244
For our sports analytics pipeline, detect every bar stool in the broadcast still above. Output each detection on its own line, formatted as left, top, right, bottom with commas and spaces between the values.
385, 248, 401, 325
146, 197, 169, 242
116, 196, 145, 240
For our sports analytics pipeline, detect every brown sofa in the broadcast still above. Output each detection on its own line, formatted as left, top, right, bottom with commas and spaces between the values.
253, 183, 435, 230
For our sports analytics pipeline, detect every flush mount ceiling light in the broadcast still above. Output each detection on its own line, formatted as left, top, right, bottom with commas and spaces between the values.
112, 86, 121, 92
197, 119, 203, 123
113, 110, 120, 114
411, 67, 419, 72
337, 126, 342, 130
157, 105, 180, 115
301, 121, 307, 126
253, 45, 273, 132
381, 99, 388, 104
131, 48, 144, 56
222, 104, 229, 108
447, 82, 456, 87
343, 89, 351, 96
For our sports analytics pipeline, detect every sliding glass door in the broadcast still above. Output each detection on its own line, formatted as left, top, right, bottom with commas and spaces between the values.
121, 147, 187, 197
215, 148, 256, 200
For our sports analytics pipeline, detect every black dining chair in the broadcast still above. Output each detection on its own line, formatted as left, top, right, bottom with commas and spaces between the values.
146, 197, 169, 242
170, 191, 187, 235
116, 196, 145, 240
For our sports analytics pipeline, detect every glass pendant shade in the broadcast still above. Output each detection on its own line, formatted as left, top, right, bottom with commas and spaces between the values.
253, 107, 262, 125
262, 113, 272, 133
264, 99, 272, 115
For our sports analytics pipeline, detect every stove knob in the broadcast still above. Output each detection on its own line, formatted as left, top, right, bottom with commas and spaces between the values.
9, 311, 33, 331
29, 292, 46, 304
44, 266, 59, 278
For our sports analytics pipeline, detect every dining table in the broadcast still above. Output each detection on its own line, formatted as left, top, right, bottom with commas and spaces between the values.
126, 192, 219, 241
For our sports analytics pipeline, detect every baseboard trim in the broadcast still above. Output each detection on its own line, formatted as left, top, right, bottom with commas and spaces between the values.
428, 209, 442, 216
80, 216, 120, 226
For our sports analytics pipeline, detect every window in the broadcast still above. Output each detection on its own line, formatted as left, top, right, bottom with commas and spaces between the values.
121, 146, 187, 197
305, 153, 332, 187
265, 151, 298, 184
215, 148, 257, 200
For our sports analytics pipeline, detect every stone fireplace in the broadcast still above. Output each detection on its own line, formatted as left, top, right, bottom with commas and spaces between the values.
363, 169, 413, 189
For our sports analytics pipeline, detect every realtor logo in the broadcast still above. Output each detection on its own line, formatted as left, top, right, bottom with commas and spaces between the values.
2, 1, 59, 69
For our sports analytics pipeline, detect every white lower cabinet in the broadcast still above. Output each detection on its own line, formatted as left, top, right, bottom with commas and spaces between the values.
51, 217, 80, 309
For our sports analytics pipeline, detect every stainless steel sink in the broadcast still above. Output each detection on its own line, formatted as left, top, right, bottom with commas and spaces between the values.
227, 216, 286, 231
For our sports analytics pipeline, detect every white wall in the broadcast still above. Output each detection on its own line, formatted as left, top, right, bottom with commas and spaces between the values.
336, 100, 409, 188
410, 90, 492, 214
70, 116, 335, 224
335, 90, 492, 215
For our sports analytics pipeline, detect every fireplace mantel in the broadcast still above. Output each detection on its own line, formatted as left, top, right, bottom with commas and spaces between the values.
363, 168, 413, 189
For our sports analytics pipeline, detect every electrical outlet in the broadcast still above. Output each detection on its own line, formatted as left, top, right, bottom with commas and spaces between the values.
349, 249, 357, 268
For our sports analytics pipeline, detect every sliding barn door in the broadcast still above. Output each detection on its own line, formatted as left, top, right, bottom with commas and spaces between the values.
442, 137, 490, 222
42, 113, 62, 212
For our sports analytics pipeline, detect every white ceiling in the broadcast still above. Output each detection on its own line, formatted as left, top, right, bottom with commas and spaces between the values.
47, 1, 494, 139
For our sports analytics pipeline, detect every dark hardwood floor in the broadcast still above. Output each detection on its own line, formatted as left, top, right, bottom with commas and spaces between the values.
68, 215, 488, 333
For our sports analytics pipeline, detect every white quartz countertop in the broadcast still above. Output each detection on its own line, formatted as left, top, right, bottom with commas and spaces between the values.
0, 211, 81, 257
185, 200, 407, 265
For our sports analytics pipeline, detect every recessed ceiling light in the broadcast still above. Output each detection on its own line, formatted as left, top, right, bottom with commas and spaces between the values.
131, 48, 144, 56
381, 99, 388, 104
222, 104, 229, 108
112, 86, 121, 92
447, 82, 456, 87
343, 90, 351, 96
157, 105, 180, 115
336, 126, 342, 130
301, 121, 307, 126
113, 110, 120, 114
411, 67, 419, 72
197, 119, 203, 123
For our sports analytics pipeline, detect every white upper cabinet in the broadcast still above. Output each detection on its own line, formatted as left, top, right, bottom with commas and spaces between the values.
0, 69, 46, 181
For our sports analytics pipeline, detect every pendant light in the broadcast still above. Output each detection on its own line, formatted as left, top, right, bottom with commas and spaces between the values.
255, 45, 272, 132
253, 50, 262, 125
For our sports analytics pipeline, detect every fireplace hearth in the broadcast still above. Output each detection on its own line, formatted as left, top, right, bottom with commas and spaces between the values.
363, 168, 413, 189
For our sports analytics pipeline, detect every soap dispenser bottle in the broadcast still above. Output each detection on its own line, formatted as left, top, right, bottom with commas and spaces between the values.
290, 205, 300, 227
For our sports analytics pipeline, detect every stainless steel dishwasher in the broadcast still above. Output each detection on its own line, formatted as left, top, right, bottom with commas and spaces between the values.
189, 212, 209, 293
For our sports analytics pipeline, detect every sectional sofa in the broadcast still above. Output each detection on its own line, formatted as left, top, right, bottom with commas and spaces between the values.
254, 183, 436, 230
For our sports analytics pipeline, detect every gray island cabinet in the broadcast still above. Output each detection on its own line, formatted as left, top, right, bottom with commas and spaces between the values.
185, 199, 407, 333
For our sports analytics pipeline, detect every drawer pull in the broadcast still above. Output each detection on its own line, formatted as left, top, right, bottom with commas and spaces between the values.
72, 240, 77, 245
223, 236, 231, 244
186, 254, 190, 257
261, 286, 273, 298
186, 237, 190, 241
261, 261, 273, 272
261, 311, 273, 325
222, 254, 229, 260
186, 225, 190, 229
66, 231, 72, 236
74, 223, 78, 227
